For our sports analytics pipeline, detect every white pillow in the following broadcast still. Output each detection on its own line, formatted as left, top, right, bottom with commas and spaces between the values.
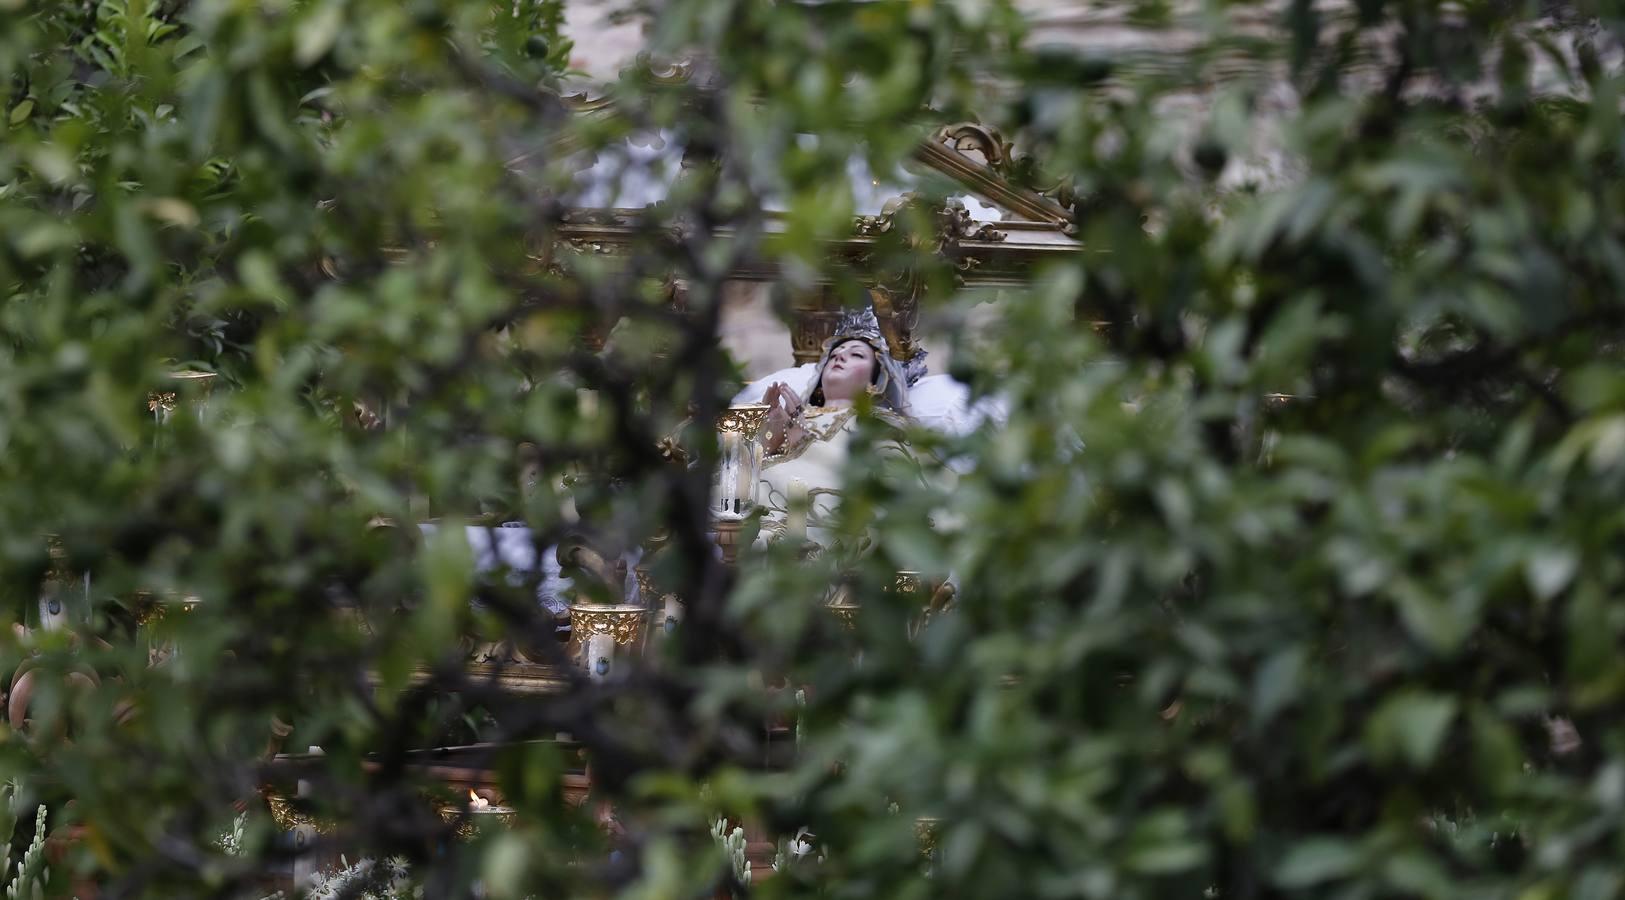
908, 374, 1009, 436
732, 367, 1006, 436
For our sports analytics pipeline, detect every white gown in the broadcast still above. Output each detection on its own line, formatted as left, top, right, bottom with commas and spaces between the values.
754, 406, 916, 550
733, 361, 994, 553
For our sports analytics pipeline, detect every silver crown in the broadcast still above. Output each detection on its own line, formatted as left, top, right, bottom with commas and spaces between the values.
829, 306, 885, 348
825, 305, 931, 386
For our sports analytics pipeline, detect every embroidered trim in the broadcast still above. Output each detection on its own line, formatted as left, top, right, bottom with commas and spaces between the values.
763, 408, 857, 468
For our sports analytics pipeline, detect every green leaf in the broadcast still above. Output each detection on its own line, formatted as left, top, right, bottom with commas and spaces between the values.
8, 99, 33, 125
295, 3, 344, 67
1275, 837, 1364, 888
1368, 691, 1458, 769
1123, 840, 1206, 875
1525, 544, 1578, 600
1383, 850, 1453, 899
482, 833, 530, 898
1391, 577, 1477, 652
1469, 706, 1525, 794
1252, 645, 1307, 727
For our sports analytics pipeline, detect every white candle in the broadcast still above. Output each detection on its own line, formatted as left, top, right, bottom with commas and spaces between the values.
719, 432, 741, 516
786, 478, 808, 541
734, 435, 753, 511
587, 633, 613, 680
749, 440, 764, 508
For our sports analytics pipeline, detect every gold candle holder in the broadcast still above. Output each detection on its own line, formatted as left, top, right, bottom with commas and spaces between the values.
148, 370, 217, 424
264, 793, 338, 835
711, 517, 746, 566
888, 571, 923, 596
569, 603, 652, 678
132, 590, 203, 626
916, 816, 941, 856
439, 791, 518, 840
35, 536, 86, 633
568, 604, 652, 647
826, 581, 859, 631
827, 602, 860, 631
711, 404, 771, 561
635, 566, 683, 637
714, 404, 769, 520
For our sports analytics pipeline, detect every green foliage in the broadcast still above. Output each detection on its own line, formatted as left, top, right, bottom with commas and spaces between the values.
5, 0, 1625, 897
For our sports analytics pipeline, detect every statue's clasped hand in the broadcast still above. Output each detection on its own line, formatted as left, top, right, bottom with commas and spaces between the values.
763, 382, 804, 454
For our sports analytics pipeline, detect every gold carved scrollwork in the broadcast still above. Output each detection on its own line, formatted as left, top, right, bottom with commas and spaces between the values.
146, 392, 177, 415
827, 602, 860, 631
930, 121, 1077, 220
853, 195, 1007, 381
853, 194, 1008, 247
791, 310, 842, 366
147, 371, 216, 421
563, 236, 620, 256
915, 817, 941, 856
634, 566, 659, 600
132, 591, 202, 626
568, 605, 650, 646
717, 404, 769, 436
871, 287, 922, 377
827, 572, 947, 635
437, 806, 518, 840
264, 794, 337, 834
887, 571, 923, 596
940, 201, 1008, 245
634, 567, 681, 613
467, 641, 537, 666
656, 435, 689, 466
788, 286, 843, 366
934, 122, 1013, 171
42, 537, 72, 592
825, 580, 860, 630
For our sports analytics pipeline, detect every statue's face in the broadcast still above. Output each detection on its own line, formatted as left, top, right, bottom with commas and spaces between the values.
820, 339, 876, 403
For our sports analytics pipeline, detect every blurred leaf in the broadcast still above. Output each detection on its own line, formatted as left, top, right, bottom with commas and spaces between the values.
1525, 544, 1578, 601
1367, 692, 1458, 769
295, 3, 344, 67
1275, 837, 1364, 888
1252, 645, 1307, 728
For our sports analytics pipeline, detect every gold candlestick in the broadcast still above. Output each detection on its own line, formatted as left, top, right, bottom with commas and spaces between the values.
711, 404, 770, 559
712, 517, 745, 565
148, 370, 217, 424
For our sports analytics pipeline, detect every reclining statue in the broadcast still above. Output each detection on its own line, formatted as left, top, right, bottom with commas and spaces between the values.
751, 307, 921, 554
